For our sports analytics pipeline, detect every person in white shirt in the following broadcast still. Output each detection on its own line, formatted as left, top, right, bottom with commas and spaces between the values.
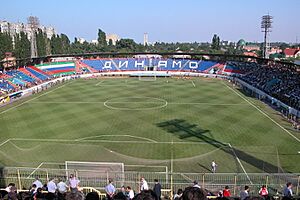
57, 178, 68, 194
174, 189, 183, 200
140, 177, 149, 191
283, 182, 293, 198
47, 178, 57, 199
126, 186, 135, 199
5, 183, 15, 192
32, 177, 43, 189
211, 160, 218, 173
193, 180, 201, 188
68, 174, 80, 193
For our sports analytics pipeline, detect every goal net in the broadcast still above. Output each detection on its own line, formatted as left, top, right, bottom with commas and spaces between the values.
137, 58, 157, 81
138, 72, 157, 81
65, 161, 124, 185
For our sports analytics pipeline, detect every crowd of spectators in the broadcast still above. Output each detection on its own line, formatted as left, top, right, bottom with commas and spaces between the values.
233, 61, 300, 111
1, 177, 297, 200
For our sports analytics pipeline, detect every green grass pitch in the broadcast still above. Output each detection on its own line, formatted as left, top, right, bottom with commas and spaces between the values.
0, 77, 299, 173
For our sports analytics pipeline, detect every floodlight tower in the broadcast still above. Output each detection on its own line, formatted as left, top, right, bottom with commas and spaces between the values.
261, 14, 273, 59
28, 16, 39, 58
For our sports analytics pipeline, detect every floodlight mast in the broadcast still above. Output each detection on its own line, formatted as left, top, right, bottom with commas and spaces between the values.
261, 15, 273, 59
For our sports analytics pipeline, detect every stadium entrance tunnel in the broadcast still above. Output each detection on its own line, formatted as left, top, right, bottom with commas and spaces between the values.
104, 97, 167, 110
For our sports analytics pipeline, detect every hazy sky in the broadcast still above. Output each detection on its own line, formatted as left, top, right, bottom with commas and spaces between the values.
1, 0, 299, 43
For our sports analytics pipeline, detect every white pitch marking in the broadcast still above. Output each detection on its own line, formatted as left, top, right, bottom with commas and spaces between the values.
169, 102, 247, 106
8, 137, 222, 145
9, 141, 40, 151
29, 101, 104, 104
0, 139, 10, 147
0, 82, 71, 115
228, 143, 253, 184
26, 162, 44, 178
28, 101, 247, 106
75, 134, 158, 143
191, 80, 196, 87
223, 82, 300, 143
95, 80, 104, 86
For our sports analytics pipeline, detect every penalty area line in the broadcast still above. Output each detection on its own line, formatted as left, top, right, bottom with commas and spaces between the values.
95, 80, 104, 86
8, 137, 223, 145
191, 80, 196, 87
228, 143, 253, 185
223, 82, 300, 143
0, 139, 10, 147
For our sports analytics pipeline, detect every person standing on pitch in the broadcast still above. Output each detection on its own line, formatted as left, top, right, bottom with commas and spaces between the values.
211, 160, 217, 173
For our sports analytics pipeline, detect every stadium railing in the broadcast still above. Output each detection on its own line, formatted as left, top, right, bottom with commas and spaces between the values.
0, 167, 299, 196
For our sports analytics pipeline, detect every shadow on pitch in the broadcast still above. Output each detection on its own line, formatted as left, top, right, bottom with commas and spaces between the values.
156, 119, 287, 173
197, 163, 212, 173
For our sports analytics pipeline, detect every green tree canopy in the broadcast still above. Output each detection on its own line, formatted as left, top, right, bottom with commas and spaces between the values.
14, 31, 31, 60
97, 29, 107, 47
116, 39, 137, 51
0, 32, 13, 60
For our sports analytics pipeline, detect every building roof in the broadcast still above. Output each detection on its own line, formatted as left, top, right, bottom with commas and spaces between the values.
243, 52, 258, 57
284, 48, 300, 56
237, 39, 246, 47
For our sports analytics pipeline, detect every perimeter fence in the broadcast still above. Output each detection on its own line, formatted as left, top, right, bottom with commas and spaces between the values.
0, 167, 299, 196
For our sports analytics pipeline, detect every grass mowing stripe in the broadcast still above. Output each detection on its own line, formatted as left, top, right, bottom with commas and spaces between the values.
0, 81, 72, 115
222, 81, 300, 143
0, 78, 298, 172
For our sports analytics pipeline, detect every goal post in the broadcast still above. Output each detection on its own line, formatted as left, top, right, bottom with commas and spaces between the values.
138, 72, 157, 81
137, 58, 157, 81
65, 161, 125, 185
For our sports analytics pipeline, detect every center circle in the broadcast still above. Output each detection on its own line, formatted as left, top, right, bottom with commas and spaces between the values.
104, 97, 168, 110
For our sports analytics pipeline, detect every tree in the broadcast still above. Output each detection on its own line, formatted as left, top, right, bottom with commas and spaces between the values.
116, 39, 137, 51
60, 34, 70, 54
212, 34, 220, 50
74, 37, 78, 44
50, 34, 62, 54
97, 29, 107, 47
36, 29, 47, 57
14, 31, 31, 59
0, 32, 13, 60
108, 39, 113, 46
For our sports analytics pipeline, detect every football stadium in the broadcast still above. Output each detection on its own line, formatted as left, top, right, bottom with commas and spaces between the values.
1, 54, 299, 198
0, 1, 300, 200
